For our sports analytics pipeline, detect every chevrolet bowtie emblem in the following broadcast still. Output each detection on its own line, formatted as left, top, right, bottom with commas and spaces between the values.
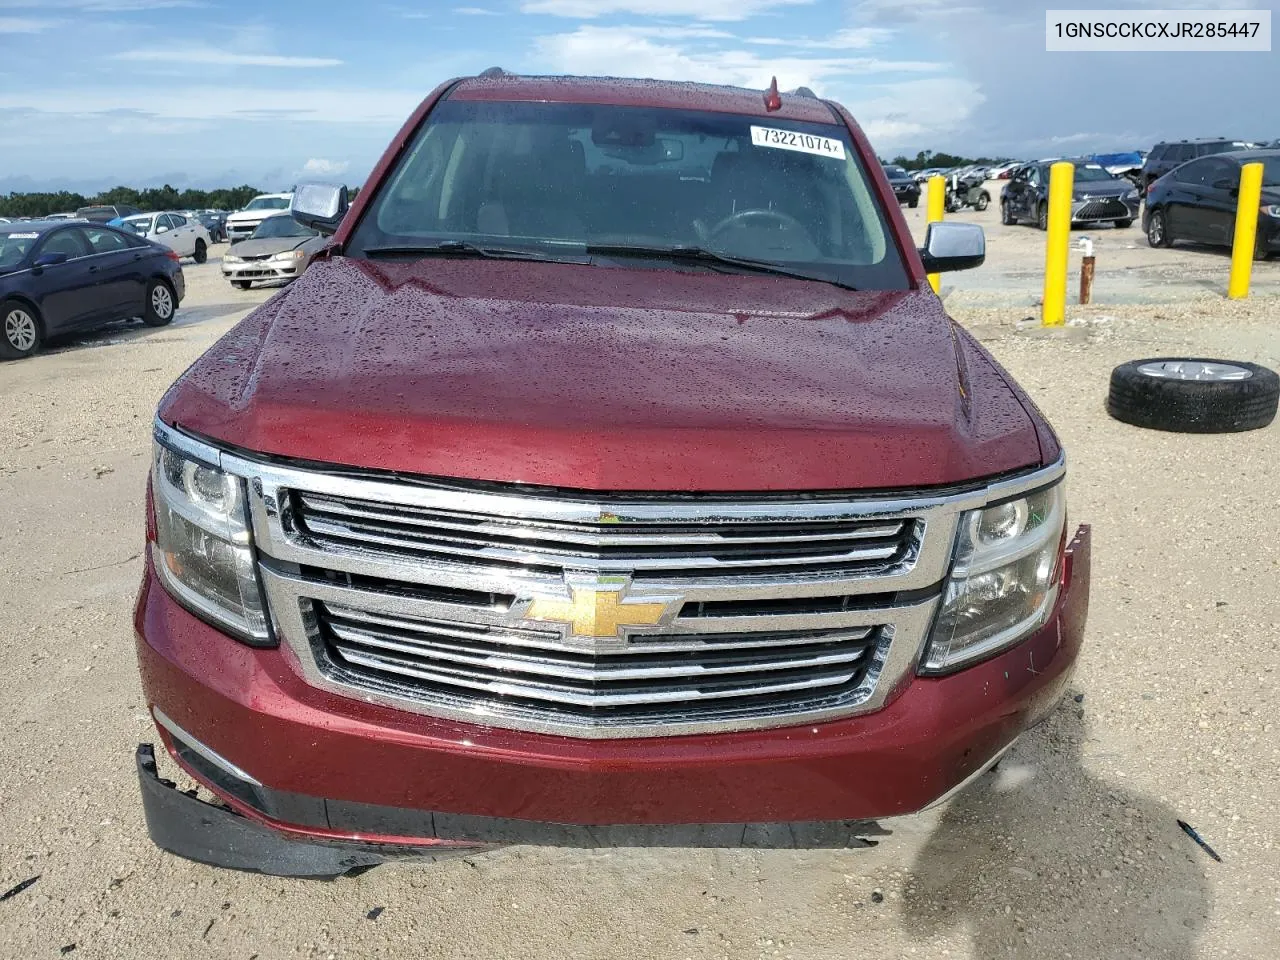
523, 581, 676, 641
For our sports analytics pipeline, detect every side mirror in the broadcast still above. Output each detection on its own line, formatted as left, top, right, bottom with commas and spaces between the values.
1212, 177, 1238, 193
919, 221, 985, 274
156, 225, 169, 233
32, 251, 70, 270
292, 182, 349, 236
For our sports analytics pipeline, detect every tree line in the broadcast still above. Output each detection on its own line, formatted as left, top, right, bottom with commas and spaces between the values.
0, 184, 268, 219
885, 151, 1008, 171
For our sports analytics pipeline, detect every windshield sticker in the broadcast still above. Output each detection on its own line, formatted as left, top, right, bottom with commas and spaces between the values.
7, 232, 39, 239
750, 126, 846, 160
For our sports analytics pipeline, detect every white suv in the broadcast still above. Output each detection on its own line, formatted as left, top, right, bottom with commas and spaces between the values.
224, 193, 294, 242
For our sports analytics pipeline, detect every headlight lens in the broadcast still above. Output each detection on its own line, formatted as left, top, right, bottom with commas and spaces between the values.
921, 482, 1066, 674
270, 250, 305, 261
223, 254, 242, 263
1124, 189, 1139, 200
152, 440, 270, 644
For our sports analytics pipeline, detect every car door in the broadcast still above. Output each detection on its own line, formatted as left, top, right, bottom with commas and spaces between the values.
153, 214, 182, 254
167, 214, 196, 255
1196, 157, 1243, 246
1005, 166, 1030, 217
1166, 159, 1212, 242
27, 227, 97, 333
81, 225, 145, 316
1026, 165, 1046, 217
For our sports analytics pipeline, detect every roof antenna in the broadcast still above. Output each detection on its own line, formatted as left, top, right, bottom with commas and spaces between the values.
763, 76, 782, 112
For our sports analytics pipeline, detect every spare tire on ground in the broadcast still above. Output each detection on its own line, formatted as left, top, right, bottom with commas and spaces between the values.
1107, 358, 1279, 433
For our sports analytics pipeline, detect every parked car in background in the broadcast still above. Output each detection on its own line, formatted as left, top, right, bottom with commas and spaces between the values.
193, 210, 227, 243
913, 166, 945, 183
1089, 151, 1145, 183
0, 219, 184, 359
881, 164, 920, 207
1144, 149, 1280, 259
120, 212, 211, 263
1001, 160, 1140, 229
45, 212, 80, 221
76, 204, 142, 223
1140, 140, 1256, 189
221, 212, 325, 288
224, 193, 294, 242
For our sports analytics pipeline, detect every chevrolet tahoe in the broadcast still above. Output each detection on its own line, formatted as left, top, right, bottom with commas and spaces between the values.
134, 72, 1091, 876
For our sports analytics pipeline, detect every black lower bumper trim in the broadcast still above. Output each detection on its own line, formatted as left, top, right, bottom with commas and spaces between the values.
137, 745, 464, 878
138, 743, 888, 876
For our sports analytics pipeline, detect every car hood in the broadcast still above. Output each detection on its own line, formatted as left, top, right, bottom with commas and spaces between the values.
226, 209, 281, 224
228, 236, 316, 257
159, 257, 1049, 492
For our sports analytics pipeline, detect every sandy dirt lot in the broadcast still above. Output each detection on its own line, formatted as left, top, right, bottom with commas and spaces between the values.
0, 227, 1277, 959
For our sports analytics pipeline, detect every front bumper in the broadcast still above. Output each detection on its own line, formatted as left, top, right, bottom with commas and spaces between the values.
1071, 195, 1140, 224
893, 186, 921, 203
222, 261, 301, 283
135, 526, 1090, 871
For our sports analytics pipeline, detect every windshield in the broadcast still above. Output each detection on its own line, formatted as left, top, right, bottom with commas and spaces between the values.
252, 215, 317, 239
0, 229, 39, 269
1073, 165, 1117, 183
348, 100, 908, 289
122, 217, 153, 235
884, 166, 908, 179
244, 196, 291, 211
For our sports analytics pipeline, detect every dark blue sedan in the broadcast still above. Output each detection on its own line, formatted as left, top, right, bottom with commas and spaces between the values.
0, 219, 185, 360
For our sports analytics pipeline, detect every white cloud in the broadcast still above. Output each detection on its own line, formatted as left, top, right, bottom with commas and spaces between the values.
114, 48, 343, 68
746, 27, 894, 48
536, 25, 942, 92
0, 0, 201, 9
0, 86, 421, 123
0, 15, 56, 30
521, 0, 813, 22
455, 5, 499, 12
301, 157, 351, 176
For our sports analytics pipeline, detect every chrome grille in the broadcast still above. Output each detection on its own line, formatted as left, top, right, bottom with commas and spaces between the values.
290, 491, 917, 582
141, 418, 1067, 738
1076, 198, 1129, 220
315, 600, 884, 723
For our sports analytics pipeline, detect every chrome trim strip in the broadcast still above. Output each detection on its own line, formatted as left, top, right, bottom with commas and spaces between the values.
152, 707, 262, 787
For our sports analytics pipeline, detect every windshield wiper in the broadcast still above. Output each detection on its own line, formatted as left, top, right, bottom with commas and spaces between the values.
582, 243, 857, 290
363, 241, 573, 262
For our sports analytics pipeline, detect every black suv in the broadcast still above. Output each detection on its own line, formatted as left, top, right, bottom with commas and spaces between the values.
1141, 140, 1256, 189
881, 164, 920, 208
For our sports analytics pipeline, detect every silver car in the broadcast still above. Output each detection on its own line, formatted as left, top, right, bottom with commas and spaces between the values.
221, 213, 326, 289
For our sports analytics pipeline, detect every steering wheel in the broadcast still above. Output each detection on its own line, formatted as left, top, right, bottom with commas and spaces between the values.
709, 208, 806, 239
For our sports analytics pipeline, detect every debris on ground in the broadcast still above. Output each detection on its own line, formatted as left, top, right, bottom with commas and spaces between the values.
0, 876, 39, 902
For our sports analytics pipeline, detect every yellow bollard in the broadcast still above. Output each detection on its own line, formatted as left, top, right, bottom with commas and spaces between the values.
926, 175, 946, 293
1228, 162, 1264, 299
1041, 161, 1075, 327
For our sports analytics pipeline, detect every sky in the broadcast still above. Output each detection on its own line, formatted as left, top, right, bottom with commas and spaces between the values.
0, 0, 1276, 193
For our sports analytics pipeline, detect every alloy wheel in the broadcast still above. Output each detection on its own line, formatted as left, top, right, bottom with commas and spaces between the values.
152, 285, 174, 320
4, 308, 36, 352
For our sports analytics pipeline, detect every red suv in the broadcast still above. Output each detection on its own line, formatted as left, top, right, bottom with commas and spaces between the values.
134, 73, 1090, 876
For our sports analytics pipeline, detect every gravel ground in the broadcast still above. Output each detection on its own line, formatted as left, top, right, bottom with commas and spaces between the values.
0, 235, 1277, 959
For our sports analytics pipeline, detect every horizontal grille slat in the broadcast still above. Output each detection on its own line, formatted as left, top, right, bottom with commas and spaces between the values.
314, 600, 880, 717
291, 491, 917, 580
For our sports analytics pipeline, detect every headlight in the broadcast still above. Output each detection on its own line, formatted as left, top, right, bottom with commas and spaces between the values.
1124, 189, 1139, 200
223, 255, 242, 263
152, 438, 270, 644
921, 482, 1066, 674
270, 250, 305, 261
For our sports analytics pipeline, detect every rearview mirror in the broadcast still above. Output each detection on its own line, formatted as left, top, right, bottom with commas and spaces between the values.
32, 251, 69, 269
292, 182, 349, 236
919, 221, 985, 274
